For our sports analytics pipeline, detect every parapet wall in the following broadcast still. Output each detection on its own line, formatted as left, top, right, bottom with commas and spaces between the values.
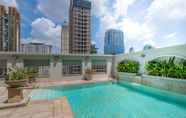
118, 72, 186, 95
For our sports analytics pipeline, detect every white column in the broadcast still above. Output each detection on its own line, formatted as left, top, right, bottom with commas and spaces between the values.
107, 59, 112, 78
139, 57, 145, 74
87, 60, 92, 70
50, 60, 62, 80
15, 59, 24, 69
82, 58, 92, 75
82, 60, 86, 75
61, 61, 63, 78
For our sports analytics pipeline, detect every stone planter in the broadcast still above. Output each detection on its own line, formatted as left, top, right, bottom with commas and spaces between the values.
83, 69, 93, 81
83, 73, 92, 81
142, 75, 186, 94
5, 79, 28, 88
5, 79, 27, 103
118, 72, 137, 80
7, 87, 23, 103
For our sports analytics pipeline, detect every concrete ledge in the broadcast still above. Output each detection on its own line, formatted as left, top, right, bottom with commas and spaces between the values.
118, 72, 186, 95
142, 75, 186, 94
0, 96, 30, 110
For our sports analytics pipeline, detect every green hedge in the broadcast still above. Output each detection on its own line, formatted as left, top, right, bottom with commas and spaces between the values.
146, 57, 186, 79
117, 60, 139, 73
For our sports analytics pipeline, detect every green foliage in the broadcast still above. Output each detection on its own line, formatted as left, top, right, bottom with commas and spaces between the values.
146, 57, 186, 79
25, 67, 38, 77
6, 68, 27, 81
117, 60, 139, 73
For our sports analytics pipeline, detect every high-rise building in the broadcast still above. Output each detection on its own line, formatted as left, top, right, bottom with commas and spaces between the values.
61, 22, 69, 54
104, 29, 124, 55
20, 43, 52, 54
0, 5, 20, 52
69, 0, 91, 54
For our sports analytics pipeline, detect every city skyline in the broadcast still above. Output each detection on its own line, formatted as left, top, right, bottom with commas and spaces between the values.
0, 0, 185, 53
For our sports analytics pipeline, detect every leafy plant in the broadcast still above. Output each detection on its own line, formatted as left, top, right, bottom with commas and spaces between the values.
117, 60, 139, 73
146, 57, 186, 79
25, 67, 38, 78
6, 68, 27, 81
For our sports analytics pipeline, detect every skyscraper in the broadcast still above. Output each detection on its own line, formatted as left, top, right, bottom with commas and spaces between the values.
61, 21, 69, 54
69, 0, 91, 54
0, 5, 20, 52
104, 29, 124, 55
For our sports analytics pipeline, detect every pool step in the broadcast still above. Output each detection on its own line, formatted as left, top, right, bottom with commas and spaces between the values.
53, 97, 73, 118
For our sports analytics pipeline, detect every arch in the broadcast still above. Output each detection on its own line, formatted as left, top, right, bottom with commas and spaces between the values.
146, 54, 186, 62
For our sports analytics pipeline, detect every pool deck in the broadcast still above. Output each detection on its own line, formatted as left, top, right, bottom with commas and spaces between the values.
0, 75, 112, 118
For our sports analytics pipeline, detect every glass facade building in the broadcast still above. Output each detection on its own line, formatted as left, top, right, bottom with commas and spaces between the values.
104, 29, 124, 54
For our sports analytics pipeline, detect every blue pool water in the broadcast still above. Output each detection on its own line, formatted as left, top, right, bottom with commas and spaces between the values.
31, 81, 186, 118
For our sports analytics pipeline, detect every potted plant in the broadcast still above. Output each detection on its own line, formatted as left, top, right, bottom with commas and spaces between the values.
26, 68, 38, 83
117, 59, 140, 79
5, 68, 28, 103
84, 68, 93, 81
145, 57, 186, 79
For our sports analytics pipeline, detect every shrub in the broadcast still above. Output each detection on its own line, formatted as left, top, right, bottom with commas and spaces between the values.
25, 67, 38, 77
146, 57, 186, 79
6, 68, 27, 81
117, 60, 139, 73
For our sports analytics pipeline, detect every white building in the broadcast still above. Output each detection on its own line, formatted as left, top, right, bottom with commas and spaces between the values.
21, 43, 52, 54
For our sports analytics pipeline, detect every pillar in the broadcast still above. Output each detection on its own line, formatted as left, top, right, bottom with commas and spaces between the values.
82, 57, 92, 75
50, 58, 62, 80
107, 59, 112, 78
82, 60, 86, 75
15, 59, 24, 69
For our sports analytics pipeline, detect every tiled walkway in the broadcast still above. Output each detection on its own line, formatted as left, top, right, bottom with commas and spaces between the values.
0, 98, 73, 118
0, 100, 54, 118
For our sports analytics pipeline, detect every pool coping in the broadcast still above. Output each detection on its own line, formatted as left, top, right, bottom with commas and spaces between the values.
53, 97, 73, 118
0, 94, 30, 110
36, 80, 115, 89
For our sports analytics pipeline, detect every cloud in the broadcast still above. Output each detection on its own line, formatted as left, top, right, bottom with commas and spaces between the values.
145, 0, 186, 31
113, 0, 135, 18
23, 17, 61, 53
0, 0, 17, 7
92, 0, 155, 52
92, 0, 186, 52
120, 18, 154, 40
37, 0, 69, 23
164, 32, 177, 39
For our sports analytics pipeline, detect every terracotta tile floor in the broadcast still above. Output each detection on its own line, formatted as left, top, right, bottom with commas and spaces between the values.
0, 100, 54, 118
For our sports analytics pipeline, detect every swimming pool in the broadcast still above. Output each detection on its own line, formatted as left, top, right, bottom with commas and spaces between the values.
31, 81, 186, 118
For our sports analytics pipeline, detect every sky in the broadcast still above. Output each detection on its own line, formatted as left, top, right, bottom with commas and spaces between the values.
0, 0, 186, 53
